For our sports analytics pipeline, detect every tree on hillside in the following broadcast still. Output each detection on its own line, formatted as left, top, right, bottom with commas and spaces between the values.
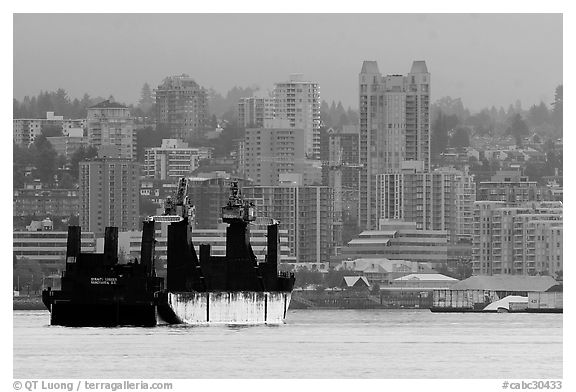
13, 98, 24, 118
542, 139, 563, 178
465, 109, 493, 136
77, 93, 95, 118
208, 86, 259, 118
52, 88, 71, 116
135, 126, 171, 162
13, 144, 34, 189
506, 114, 529, 147
30, 135, 58, 184
346, 106, 359, 126
42, 124, 63, 138
221, 107, 237, 127
320, 100, 358, 129
138, 83, 154, 114
497, 107, 507, 123
431, 96, 468, 122
210, 114, 218, 128
57, 172, 75, 189
449, 127, 470, 148
70, 145, 98, 180
527, 102, 550, 128
320, 100, 330, 123
551, 85, 563, 136
431, 111, 458, 158
14, 90, 102, 119
191, 122, 244, 158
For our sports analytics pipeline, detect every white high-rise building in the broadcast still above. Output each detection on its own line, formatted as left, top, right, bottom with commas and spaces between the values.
87, 100, 136, 160
238, 96, 274, 128
358, 60, 431, 229
273, 74, 321, 159
242, 127, 321, 186
376, 165, 475, 243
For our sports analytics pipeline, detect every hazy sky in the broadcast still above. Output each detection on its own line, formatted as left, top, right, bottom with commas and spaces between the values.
13, 13, 562, 111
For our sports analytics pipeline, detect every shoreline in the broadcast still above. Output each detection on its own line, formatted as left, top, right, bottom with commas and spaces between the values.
13, 293, 427, 311
13, 296, 45, 310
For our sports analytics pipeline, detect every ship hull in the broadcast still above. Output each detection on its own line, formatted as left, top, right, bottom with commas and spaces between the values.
157, 291, 292, 325
47, 300, 158, 327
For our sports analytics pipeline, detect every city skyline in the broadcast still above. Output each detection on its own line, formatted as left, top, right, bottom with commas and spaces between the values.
10, 9, 566, 385
14, 13, 562, 111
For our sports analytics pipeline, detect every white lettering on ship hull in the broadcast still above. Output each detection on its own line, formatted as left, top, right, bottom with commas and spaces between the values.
90, 277, 118, 285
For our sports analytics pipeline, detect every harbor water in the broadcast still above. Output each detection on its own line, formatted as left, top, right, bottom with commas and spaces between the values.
13, 309, 562, 378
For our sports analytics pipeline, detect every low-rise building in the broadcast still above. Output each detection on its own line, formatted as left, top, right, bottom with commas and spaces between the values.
144, 139, 212, 180
13, 185, 79, 218
338, 220, 448, 268
13, 112, 85, 146
472, 200, 562, 276
339, 258, 435, 284
389, 273, 458, 289
451, 275, 558, 293
13, 223, 96, 272
117, 227, 294, 268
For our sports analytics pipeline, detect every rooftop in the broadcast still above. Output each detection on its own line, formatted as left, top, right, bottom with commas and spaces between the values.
341, 258, 434, 274
342, 276, 370, 287
360, 60, 380, 75
452, 275, 557, 292
348, 238, 391, 245
394, 273, 458, 282
410, 60, 428, 74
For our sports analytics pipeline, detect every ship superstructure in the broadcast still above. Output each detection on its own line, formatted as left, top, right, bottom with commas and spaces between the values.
156, 179, 295, 324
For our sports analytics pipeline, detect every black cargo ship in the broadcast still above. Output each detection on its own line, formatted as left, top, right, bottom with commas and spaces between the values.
42, 178, 295, 326
42, 225, 163, 327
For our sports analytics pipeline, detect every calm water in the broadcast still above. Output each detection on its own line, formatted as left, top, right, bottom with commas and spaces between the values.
14, 309, 562, 378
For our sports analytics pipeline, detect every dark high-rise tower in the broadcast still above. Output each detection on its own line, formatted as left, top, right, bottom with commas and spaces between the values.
155, 74, 209, 141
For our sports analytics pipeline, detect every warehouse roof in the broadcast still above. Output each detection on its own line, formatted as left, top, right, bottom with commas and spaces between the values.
394, 273, 458, 282
452, 276, 557, 292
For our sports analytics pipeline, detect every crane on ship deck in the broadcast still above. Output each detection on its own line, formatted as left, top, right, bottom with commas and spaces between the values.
146, 177, 196, 223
